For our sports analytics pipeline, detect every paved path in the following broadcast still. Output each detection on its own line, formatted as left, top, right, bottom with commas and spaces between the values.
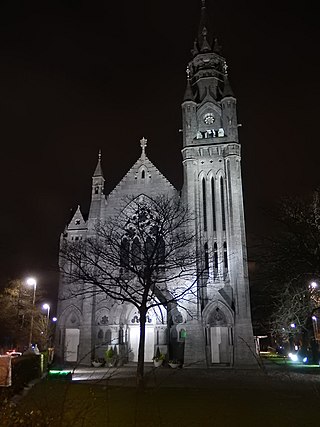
68, 360, 320, 389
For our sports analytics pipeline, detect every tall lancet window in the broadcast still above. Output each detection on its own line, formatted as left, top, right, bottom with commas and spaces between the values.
211, 177, 216, 231
202, 178, 207, 231
220, 177, 226, 231
120, 238, 129, 269
204, 242, 209, 270
213, 242, 218, 270
223, 242, 228, 271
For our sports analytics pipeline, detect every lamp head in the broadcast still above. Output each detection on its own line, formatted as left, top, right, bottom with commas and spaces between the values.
26, 277, 36, 287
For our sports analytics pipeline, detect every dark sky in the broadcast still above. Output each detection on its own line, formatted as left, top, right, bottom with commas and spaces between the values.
0, 0, 319, 311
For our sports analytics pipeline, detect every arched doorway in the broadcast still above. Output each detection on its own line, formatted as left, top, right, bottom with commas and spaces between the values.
205, 303, 233, 365
128, 306, 167, 362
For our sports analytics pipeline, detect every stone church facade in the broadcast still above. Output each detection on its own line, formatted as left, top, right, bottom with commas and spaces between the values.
55, 2, 254, 367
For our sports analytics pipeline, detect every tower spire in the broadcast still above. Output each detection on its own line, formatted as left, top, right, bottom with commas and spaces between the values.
93, 149, 104, 177
183, 66, 194, 101
197, 0, 212, 51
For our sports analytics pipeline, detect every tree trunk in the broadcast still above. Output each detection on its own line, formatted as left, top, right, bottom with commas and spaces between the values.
136, 307, 147, 389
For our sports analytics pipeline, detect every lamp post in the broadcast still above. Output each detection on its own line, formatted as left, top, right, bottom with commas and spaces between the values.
26, 277, 37, 347
42, 303, 50, 348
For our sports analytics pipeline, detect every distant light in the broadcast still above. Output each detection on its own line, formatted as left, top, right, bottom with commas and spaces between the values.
310, 282, 318, 289
289, 353, 298, 362
303, 357, 308, 363
52, 317, 57, 322
290, 323, 296, 328
312, 316, 317, 321
43, 303, 50, 310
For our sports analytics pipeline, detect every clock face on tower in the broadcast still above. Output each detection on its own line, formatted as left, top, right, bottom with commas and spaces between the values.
203, 113, 215, 125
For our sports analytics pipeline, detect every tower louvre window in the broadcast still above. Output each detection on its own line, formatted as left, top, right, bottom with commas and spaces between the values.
223, 242, 228, 270
202, 178, 207, 231
141, 170, 145, 179
214, 242, 218, 270
220, 177, 226, 231
204, 242, 209, 270
211, 177, 216, 231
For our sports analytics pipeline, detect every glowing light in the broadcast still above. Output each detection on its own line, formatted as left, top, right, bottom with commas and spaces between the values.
43, 303, 50, 310
303, 357, 308, 363
288, 353, 298, 362
290, 323, 296, 328
310, 282, 318, 289
52, 317, 57, 322
26, 277, 36, 287
312, 316, 317, 321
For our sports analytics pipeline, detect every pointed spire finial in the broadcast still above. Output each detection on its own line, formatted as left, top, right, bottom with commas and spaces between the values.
223, 61, 228, 76
140, 137, 147, 157
186, 66, 191, 80
202, 0, 206, 8
93, 149, 104, 177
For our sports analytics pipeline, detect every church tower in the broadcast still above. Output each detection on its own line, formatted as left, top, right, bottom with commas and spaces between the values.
181, 1, 254, 365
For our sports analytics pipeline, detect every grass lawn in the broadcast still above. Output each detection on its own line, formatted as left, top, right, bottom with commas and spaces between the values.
1, 374, 320, 427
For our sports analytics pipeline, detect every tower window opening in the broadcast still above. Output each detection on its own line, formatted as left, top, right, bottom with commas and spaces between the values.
120, 238, 130, 269
132, 237, 142, 266
95, 186, 99, 194
211, 178, 216, 231
141, 170, 145, 179
202, 178, 207, 231
220, 177, 226, 231
214, 242, 218, 270
223, 242, 228, 270
204, 242, 209, 270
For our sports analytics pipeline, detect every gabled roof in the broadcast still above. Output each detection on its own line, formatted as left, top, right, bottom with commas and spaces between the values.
106, 139, 177, 206
68, 205, 87, 230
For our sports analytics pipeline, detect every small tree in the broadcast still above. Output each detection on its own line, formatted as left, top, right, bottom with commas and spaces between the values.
0, 279, 48, 350
254, 189, 320, 359
60, 195, 201, 387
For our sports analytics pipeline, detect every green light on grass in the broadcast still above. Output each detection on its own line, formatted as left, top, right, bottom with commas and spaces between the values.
48, 370, 72, 379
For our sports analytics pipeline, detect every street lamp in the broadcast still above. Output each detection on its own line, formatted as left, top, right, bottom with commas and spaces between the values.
42, 303, 50, 326
26, 277, 37, 347
42, 303, 50, 348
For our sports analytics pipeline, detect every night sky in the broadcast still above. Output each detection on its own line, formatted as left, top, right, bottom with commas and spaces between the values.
0, 0, 319, 311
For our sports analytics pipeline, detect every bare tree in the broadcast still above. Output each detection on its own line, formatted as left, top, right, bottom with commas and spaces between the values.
59, 195, 202, 387
253, 189, 320, 359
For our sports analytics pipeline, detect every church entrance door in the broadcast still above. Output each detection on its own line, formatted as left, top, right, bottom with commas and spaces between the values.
210, 326, 230, 364
129, 325, 155, 362
64, 328, 80, 362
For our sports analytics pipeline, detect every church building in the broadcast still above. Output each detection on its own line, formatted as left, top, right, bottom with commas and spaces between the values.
55, 2, 254, 367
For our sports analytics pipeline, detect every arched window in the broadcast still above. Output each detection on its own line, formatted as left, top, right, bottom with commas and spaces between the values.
223, 242, 228, 270
204, 242, 209, 270
105, 329, 112, 345
145, 236, 155, 259
220, 177, 226, 231
120, 238, 129, 268
141, 170, 145, 179
214, 242, 218, 270
202, 178, 207, 231
157, 237, 165, 265
97, 329, 103, 342
119, 327, 124, 344
131, 237, 141, 265
211, 177, 216, 231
